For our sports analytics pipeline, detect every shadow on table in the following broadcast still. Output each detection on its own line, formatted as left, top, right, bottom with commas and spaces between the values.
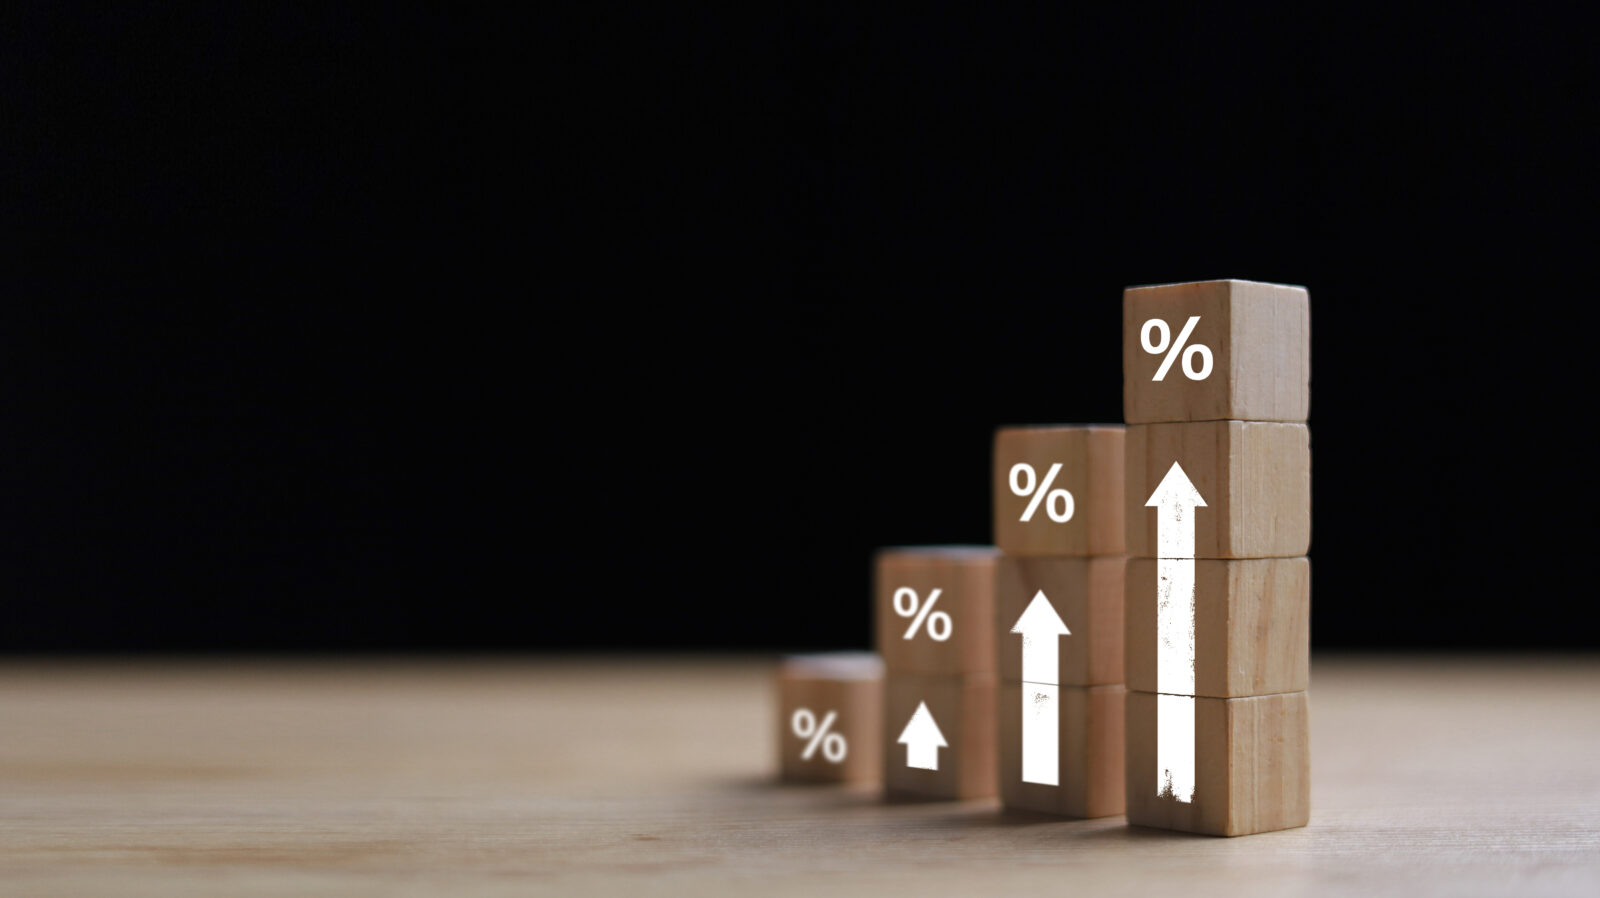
907, 806, 1220, 843
713, 773, 885, 806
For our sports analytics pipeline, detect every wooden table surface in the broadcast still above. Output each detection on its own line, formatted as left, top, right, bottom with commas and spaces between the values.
1, 656, 1597, 896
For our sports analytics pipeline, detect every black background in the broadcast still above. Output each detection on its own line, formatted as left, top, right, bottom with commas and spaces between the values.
6, 7, 1593, 652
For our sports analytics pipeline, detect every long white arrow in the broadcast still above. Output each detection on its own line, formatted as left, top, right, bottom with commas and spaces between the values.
1147, 461, 1205, 803
898, 701, 948, 771
1011, 590, 1070, 785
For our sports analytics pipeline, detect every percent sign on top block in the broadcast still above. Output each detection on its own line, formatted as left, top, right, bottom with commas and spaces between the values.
791, 708, 846, 762
893, 587, 951, 641
992, 426, 1125, 557
874, 546, 998, 676
1122, 280, 1310, 425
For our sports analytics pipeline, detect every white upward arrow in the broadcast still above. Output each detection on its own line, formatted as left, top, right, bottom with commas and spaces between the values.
1146, 462, 1205, 803
1011, 591, 1070, 785
898, 701, 948, 771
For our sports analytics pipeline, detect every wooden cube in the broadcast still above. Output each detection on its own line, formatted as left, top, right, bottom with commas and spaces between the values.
997, 682, 1125, 817
777, 653, 884, 784
883, 673, 997, 800
995, 556, 1124, 686
1123, 279, 1310, 425
1125, 690, 1310, 836
1125, 421, 1310, 559
1125, 557, 1309, 698
875, 547, 998, 676
992, 425, 1125, 556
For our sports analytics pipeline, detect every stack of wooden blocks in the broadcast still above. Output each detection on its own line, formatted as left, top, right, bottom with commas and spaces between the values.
876, 546, 999, 799
1121, 279, 1312, 835
991, 426, 1127, 817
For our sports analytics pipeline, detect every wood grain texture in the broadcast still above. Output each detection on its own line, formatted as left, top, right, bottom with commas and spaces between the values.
1125, 421, 1311, 559
992, 425, 1125, 556
998, 683, 1124, 818
1123, 279, 1310, 425
778, 654, 883, 783
0, 656, 1597, 896
1125, 690, 1310, 836
996, 556, 1124, 686
875, 546, 998, 675
882, 672, 997, 800
1125, 557, 1309, 697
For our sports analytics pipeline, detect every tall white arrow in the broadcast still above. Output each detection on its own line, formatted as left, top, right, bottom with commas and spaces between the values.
1147, 461, 1205, 803
1011, 590, 1070, 785
898, 701, 948, 771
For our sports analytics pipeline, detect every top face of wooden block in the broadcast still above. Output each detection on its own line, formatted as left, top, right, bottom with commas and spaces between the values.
875, 547, 998, 675
779, 652, 884, 682
1123, 280, 1310, 424
992, 426, 1124, 557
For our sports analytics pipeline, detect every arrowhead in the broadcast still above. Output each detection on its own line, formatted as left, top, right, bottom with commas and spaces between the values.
1145, 462, 1207, 508
1010, 590, 1070, 636
897, 701, 948, 748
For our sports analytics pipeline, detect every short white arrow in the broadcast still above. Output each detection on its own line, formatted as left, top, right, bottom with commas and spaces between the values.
1147, 462, 1205, 803
1011, 591, 1070, 785
898, 701, 948, 771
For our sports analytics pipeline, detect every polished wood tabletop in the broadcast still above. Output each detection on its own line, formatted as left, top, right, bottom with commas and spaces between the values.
0, 655, 1596, 895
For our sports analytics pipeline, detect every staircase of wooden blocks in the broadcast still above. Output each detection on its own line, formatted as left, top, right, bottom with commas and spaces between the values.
772, 277, 1312, 838
992, 425, 1127, 817
1122, 279, 1312, 836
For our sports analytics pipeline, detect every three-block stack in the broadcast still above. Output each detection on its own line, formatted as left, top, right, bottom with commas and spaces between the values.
876, 546, 999, 799
991, 426, 1127, 817
1121, 279, 1312, 836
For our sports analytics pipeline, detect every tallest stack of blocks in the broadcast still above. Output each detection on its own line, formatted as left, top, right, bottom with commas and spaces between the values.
1121, 280, 1312, 836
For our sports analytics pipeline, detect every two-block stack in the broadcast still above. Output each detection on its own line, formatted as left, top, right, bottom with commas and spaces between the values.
1122, 279, 1312, 835
876, 546, 999, 799
991, 426, 1127, 817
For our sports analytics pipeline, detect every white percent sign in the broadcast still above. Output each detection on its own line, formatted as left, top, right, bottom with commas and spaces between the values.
1141, 316, 1214, 381
791, 708, 847, 762
894, 587, 951, 641
1009, 462, 1075, 522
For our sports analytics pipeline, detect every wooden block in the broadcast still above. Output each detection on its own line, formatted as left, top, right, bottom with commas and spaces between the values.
992, 425, 1125, 556
883, 673, 997, 800
1125, 421, 1311, 559
777, 653, 884, 784
1125, 690, 1310, 836
1123, 279, 1310, 425
995, 556, 1124, 686
997, 683, 1125, 817
1125, 557, 1309, 698
875, 547, 998, 675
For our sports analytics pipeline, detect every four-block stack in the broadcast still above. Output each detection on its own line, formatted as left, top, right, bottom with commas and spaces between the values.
991, 426, 1127, 817
1121, 279, 1312, 836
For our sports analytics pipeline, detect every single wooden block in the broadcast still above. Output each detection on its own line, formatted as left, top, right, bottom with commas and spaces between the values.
777, 653, 885, 784
992, 425, 1125, 556
875, 547, 998, 676
1125, 421, 1311, 559
1125, 557, 1309, 698
997, 683, 1125, 817
1123, 279, 1310, 425
882, 673, 997, 800
1124, 690, 1310, 836
995, 556, 1124, 686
